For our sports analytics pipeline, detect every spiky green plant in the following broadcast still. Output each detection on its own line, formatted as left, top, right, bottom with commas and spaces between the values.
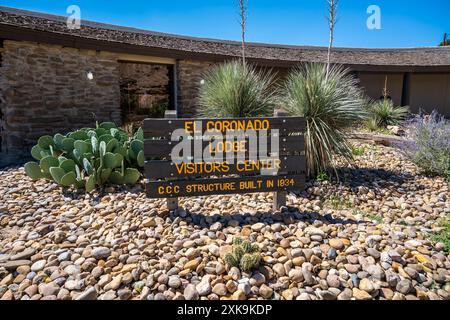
198, 60, 276, 118
366, 99, 409, 130
280, 62, 366, 177
24, 122, 143, 191
224, 237, 261, 272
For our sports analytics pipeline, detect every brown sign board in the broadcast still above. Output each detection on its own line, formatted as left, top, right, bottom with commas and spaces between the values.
144, 116, 306, 199
146, 175, 305, 198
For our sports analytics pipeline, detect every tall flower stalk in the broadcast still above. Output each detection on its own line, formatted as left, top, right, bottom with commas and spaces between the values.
326, 0, 339, 81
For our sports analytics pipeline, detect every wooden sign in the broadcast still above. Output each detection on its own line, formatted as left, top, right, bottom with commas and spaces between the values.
144, 111, 306, 208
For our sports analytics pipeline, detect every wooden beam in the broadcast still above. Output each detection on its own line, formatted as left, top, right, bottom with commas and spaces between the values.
117, 53, 175, 65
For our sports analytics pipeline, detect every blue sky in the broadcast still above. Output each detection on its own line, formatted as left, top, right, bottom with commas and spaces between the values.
1, 0, 449, 48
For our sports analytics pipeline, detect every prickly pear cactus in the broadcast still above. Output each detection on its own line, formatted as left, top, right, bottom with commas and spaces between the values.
24, 122, 144, 192
224, 237, 262, 272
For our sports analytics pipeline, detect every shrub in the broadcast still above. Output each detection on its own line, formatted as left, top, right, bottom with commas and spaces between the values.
198, 60, 276, 117
399, 111, 450, 177
24, 122, 144, 192
224, 237, 261, 272
316, 171, 330, 182
366, 99, 409, 130
280, 62, 366, 177
430, 215, 450, 254
351, 144, 365, 156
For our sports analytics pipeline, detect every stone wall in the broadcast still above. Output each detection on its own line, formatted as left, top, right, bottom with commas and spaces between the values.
177, 60, 214, 118
0, 40, 121, 167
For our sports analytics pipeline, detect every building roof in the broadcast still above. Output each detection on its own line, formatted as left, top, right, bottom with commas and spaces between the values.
1, 6, 449, 71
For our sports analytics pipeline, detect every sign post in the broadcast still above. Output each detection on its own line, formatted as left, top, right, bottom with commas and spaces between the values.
273, 109, 288, 211
164, 109, 179, 211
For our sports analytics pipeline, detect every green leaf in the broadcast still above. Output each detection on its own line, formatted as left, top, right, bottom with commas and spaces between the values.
109, 171, 124, 184
87, 130, 97, 139
86, 175, 96, 192
83, 158, 94, 175
39, 149, 51, 159
133, 127, 144, 141
61, 138, 75, 152
130, 140, 144, 156
31, 145, 44, 161
91, 136, 99, 155
99, 134, 114, 144
124, 168, 141, 185
97, 167, 112, 185
53, 133, 65, 149
38, 135, 54, 150
99, 122, 117, 130
72, 149, 82, 163
137, 150, 145, 167
75, 179, 85, 189
106, 138, 119, 153
60, 171, 77, 187
60, 159, 76, 173
75, 165, 82, 180
58, 156, 68, 164
114, 145, 127, 157
69, 130, 88, 141
24, 162, 43, 181
95, 128, 108, 137
104, 152, 123, 169
74, 140, 90, 155
99, 141, 107, 158
49, 167, 66, 184
39, 156, 60, 174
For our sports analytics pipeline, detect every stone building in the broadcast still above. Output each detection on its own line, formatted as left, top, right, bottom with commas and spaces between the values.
0, 6, 449, 166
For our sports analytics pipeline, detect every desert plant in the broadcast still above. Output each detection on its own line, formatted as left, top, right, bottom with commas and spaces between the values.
24, 122, 144, 191
280, 62, 366, 177
351, 144, 365, 156
224, 237, 261, 272
399, 111, 449, 177
430, 215, 450, 254
325, 0, 339, 80
198, 60, 276, 118
365, 99, 409, 130
316, 171, 330, 182
238, 0, 248, 64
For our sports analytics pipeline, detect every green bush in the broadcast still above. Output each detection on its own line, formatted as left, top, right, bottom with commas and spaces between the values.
224, 237, 261, 272
399, 111, 450, 177
198, 60, 276, 117
24, 122, 144, 192
280, 62, 366, 177
365, 99, 409, 130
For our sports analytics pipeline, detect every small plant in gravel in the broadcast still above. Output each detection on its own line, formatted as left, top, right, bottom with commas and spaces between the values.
351, 144, 365, 156
24, 122, 144, 192
365, 99, 409, 131
368, 214, 383, 224
327, 195, 352, 210
316, 171, 330, 182
430, 215, 450, 254
399, 111, 450, 177
224, 237, 261, 272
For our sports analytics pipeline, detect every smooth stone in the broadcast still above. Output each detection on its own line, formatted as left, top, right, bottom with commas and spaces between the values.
30, 260, 46, 272
184, 284, 199, 300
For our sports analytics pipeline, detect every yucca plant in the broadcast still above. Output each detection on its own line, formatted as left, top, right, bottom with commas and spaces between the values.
366, 98, 409, 130
198, 60, 276, 118
280, 62, 366, 177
